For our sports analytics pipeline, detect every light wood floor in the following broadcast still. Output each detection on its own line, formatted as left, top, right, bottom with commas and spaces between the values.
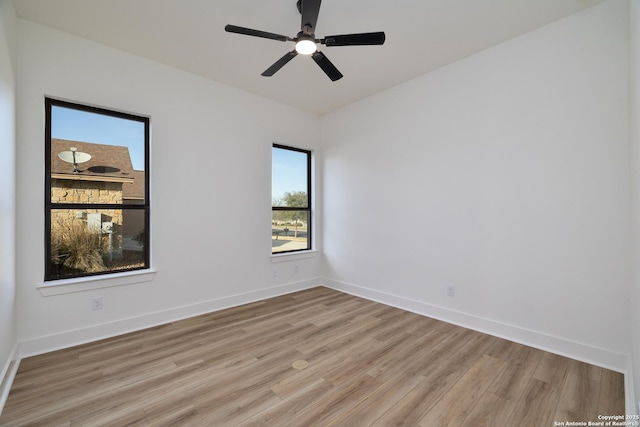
0, 287, 625, 426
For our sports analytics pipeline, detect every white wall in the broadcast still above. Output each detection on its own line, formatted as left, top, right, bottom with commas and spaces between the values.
322, 0, 630, 371
629, 0, 640, 414
15, 19, 322, 355
0, 0, 17, 405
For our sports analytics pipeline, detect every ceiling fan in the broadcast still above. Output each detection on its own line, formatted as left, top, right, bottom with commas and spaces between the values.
225, 0, 386, 81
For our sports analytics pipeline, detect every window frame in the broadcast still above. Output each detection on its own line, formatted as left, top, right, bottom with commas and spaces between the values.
44, 98, 150, 281
272, 143, 312, 255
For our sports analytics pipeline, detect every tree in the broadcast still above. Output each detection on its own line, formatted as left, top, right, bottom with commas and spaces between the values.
272, 197, 286, 225
282, 191, 307, 208
282, 191, 307, 237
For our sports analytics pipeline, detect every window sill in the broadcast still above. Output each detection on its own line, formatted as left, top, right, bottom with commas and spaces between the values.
38, 269, 156, 296
271, 250, 317, 263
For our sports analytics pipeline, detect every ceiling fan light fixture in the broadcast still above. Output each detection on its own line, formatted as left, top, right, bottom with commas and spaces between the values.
295, 38, 317, 55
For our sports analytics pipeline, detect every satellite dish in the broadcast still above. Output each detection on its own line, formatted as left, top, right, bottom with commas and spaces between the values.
58, 147, 91, 173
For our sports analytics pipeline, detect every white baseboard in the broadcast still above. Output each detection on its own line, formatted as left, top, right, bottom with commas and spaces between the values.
321, 278, 629, 374
0, 343, 19, 416
18, 278, 321, 359
625, 361, 638, 416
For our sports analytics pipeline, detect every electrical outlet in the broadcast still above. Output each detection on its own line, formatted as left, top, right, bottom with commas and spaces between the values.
272, 270, 278, 278
447, 285, 455, 297
294, 265, 300, 274
91, 296, 103, 311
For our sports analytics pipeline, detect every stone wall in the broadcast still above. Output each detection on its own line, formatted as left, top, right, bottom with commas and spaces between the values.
51, 178, 123, 203
51, 178, 123, 224
50, 178, 124, 260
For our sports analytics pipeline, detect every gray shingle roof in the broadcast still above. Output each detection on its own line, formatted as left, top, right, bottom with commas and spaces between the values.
52, 138, 134, 178
51, 138, 144, 199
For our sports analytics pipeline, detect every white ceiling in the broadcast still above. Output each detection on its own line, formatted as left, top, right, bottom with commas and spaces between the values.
13, 0, 605, 115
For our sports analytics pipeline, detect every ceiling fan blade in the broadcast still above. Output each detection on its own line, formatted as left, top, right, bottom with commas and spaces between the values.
311, 51, 343, 81
225, 25, 291, 42
300, 0, 321, 35
322, 32, 386, 47
262, 51, 298, 76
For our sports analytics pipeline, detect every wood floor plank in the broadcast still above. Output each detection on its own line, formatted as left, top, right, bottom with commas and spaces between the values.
282, 374, 382, 426
554, 370, 602, 423
369, 368, 465, 426
143, 404, 203, 427
598, 368, 625, 416
460, 391, 516, 427
327, 372, 426, 426
293, 315, 381, 356
418, 355, 507, 427
0, 287, 625, 426
269, 336, 381, 399
237, 378, 336, 426
504, 377, 561, 426
366, 330, 445, 381
369, 333, 485, 427
322, 332, 416, 388
194, 386, 281, 426
533, 350, 571, 384
488, 344, 545, 401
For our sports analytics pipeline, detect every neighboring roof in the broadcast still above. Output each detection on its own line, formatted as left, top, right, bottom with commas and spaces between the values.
123, 170, 145, 200
51, 139, 135, 183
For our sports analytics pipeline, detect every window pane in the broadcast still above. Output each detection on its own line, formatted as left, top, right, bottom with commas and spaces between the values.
49, 208, 147, 279
272, 146, 308, 208
272, 210, 309, 253
50, 106, 145, 204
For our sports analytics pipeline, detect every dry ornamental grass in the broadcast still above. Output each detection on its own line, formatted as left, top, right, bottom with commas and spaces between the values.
50, 218, 108, 274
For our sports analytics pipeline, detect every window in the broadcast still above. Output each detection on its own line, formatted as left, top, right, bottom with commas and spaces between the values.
45, 98, 150, 280
272, 144, 311, 254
